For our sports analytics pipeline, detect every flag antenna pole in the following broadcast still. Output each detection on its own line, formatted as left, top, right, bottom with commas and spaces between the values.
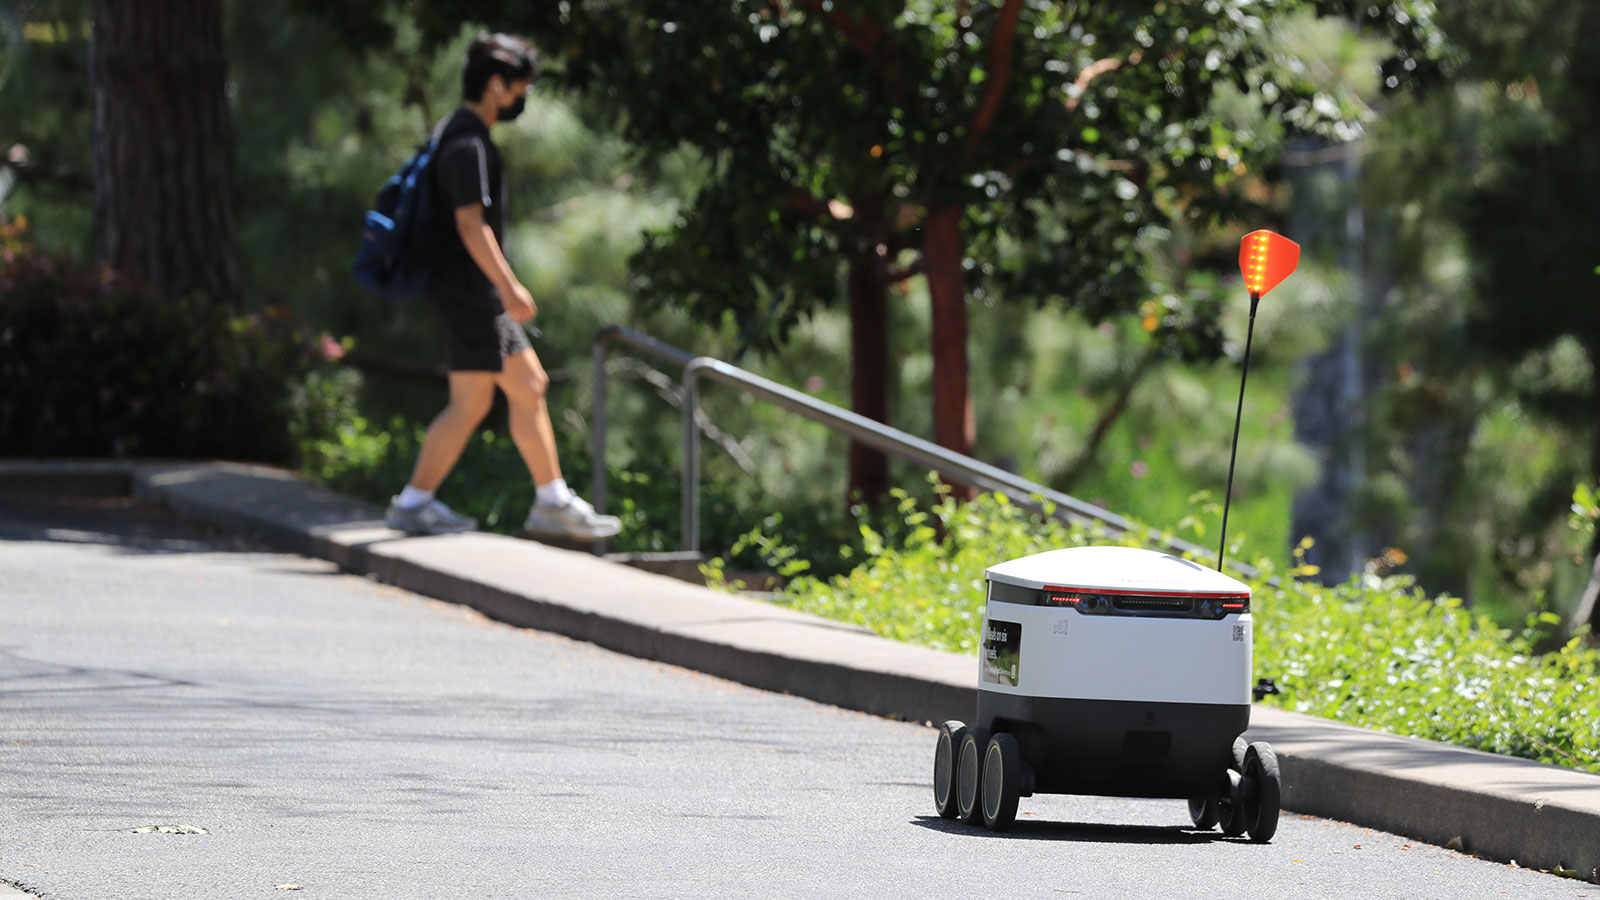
1217, 290, 1261, 574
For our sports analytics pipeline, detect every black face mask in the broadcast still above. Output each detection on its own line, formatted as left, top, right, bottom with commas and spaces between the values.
498, 95, 526, 122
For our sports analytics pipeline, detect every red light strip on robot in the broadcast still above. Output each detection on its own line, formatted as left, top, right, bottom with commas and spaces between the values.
1043, 585, 1250, 599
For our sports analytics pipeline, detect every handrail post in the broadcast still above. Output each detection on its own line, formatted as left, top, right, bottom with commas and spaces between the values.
681, 361, 703, 553
591, 338, 609, 514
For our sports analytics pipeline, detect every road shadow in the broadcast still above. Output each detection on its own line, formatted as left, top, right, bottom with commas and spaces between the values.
0, 494, 414, 565
910, 814, 1233, 845
0, 495, 248, 552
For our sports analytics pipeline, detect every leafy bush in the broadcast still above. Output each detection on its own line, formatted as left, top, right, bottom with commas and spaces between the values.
0, 245, 348, 462
731, 488, 1600, 773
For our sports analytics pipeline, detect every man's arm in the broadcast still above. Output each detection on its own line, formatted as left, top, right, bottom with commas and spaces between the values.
454, 203, 536, 322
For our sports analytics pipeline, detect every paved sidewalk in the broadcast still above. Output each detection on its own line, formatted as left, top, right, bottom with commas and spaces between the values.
4, 459, 1598, 883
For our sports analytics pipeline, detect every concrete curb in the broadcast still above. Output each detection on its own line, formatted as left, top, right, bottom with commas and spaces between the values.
5, 459, 1597, 882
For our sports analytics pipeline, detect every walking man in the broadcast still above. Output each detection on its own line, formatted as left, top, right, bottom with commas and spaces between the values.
384, 33, 620, 540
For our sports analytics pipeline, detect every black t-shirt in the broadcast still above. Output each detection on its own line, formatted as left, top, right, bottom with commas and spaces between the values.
428, 108, 508, 311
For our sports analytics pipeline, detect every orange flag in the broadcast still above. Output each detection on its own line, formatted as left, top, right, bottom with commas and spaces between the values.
1238, 229, 1301, 298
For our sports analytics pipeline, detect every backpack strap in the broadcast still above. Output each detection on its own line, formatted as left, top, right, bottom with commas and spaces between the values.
428, 109, 482, 157
426, 114, 453, 153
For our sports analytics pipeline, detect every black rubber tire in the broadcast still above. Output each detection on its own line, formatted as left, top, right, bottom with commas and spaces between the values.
1219, 736, 1249, 837
1188, 796, 1221, 830
933, 720, 967, 819
956, 727, 990, 825
981, 733, 1024, 832
1243, 741, 1282, 843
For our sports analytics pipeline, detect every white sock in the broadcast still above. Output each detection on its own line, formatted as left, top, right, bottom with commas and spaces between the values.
535, 478, 574, 508
397, 485, 434, 509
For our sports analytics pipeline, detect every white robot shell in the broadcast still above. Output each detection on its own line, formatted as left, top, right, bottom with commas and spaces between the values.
980, 546, 1254, 706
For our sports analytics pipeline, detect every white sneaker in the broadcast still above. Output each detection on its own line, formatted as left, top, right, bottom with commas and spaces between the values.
522, 495, 621, 539
385, 497, 477, 535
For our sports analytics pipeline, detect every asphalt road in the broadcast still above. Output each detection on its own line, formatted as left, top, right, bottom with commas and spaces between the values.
0, 497, 1592, 899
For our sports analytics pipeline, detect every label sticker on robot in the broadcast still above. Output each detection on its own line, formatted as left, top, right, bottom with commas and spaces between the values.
982, 620, 1022, 687
1051, 617, 1070, 636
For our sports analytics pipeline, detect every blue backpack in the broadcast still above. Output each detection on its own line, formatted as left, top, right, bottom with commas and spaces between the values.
351, 133, 443, 302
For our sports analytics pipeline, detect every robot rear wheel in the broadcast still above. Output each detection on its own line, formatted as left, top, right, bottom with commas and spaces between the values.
1218, 736, 1250, 836
932, 720, 967, 819
1188, 795, 1221, 830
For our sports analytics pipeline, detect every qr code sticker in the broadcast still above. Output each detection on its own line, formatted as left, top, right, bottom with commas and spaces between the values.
1232, 625, 1245, 642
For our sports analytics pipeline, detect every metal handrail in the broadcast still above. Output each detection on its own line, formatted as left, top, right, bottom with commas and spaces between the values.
590, 325, 696, 514
592, 324, 1260, 580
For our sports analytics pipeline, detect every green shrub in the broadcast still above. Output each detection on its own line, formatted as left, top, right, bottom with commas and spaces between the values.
0, 246, 347, 463
735, 488, 1600, 773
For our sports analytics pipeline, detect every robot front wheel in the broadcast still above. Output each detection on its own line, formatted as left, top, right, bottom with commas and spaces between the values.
933, 721, 1033, 832
1195, 737, 1281, 843
1240, 742, 1281, 842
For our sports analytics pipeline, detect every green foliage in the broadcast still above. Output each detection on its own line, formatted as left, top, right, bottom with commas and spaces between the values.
0, 242, 347, 462
1265, 558, 1597, 771
478, 1, 1445, 355
1574, 483, 1600, 532
740, 488, 1599, 772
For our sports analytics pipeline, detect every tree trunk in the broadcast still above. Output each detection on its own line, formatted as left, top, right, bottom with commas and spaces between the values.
848, 257, 892, 507
923, 205, 975, 499
91, 0, 240, 306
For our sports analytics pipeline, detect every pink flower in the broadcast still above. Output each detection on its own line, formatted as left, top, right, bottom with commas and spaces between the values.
320, 334, 346, 362
804, 375, 824, 393
1130, 460, 1149, 479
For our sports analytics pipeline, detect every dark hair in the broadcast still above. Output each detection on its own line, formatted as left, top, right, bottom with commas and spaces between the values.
462, 33, 539, 101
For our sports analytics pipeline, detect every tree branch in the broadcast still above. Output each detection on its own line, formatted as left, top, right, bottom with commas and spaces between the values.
1065, 53, 1139, 113
885, 259, 925, 285
1055, 345, 1161, 492
965, 0, 1024, 156
785, 186, 854, 222
1571, 541, 1600, 640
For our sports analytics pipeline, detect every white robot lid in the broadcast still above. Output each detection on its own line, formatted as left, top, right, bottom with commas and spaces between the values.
985, 545, 1251, 596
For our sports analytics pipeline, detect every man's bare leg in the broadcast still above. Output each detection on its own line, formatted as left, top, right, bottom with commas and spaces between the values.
499, 348, 620, 537
407, 371, 498, 492
495, 348, 561, 486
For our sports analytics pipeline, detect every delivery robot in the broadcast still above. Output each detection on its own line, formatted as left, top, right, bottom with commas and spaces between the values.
930, 230, 1301, 841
